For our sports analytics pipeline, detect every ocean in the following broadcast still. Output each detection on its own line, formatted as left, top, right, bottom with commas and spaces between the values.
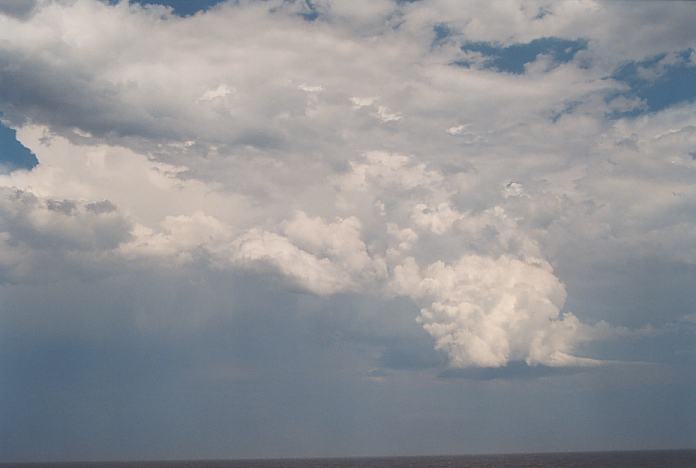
3, 450, 696, 468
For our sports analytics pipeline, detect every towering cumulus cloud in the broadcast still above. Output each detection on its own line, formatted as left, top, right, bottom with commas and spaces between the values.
2, 0, 696, 373
336, 151, 600, 367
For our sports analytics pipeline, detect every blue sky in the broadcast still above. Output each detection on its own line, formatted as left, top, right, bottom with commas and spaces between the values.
610, 49, 696, 115
0, 121, 38, 171
0, 0, 695, 462
457, 37, 588, 74
111, 0, 226, 15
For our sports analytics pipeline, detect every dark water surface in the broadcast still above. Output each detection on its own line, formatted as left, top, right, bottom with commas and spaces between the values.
3, 451, 696, 468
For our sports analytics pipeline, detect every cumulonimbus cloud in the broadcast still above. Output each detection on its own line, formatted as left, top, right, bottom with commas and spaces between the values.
1, 0, 695, 370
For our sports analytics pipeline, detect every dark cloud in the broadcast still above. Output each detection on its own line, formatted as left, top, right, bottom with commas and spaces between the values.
0, 188, 132, 252
0, 0, 37, 19
438, 361, 590, 381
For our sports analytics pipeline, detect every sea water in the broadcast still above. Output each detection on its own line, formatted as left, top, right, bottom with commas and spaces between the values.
3, 450, 696, 468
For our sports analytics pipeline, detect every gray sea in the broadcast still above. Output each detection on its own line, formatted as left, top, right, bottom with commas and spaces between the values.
3, 451, 696, 468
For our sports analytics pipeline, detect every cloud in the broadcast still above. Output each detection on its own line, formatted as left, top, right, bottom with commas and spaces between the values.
198, 84, 235, 102
0, 0, 695, 374
389, 255, 602, 368
230, 210, 387, 296
0, 0, 37, 19
0, 188, 129, 251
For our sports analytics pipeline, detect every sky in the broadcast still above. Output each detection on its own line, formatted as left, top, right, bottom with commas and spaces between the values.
0, 0, 695, 462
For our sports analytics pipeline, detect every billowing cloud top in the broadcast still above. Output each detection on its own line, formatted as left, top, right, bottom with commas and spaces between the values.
1, 0, 696, 374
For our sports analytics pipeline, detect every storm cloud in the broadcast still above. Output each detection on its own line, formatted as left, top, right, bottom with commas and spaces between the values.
1, 0, 695, 461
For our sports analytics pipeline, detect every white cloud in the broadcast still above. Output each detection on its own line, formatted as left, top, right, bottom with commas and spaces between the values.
298, 84, 324, 93
338, 151, 444, 194
410, 202, 461, 235
375, 105, 402, 123
389, 254, 598, 368
198, 84, 235, 102
231, 229, 352, 296
350, 96, 376, 109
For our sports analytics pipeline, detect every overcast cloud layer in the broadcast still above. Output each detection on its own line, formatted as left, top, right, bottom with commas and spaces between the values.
1, 0, 695, 461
